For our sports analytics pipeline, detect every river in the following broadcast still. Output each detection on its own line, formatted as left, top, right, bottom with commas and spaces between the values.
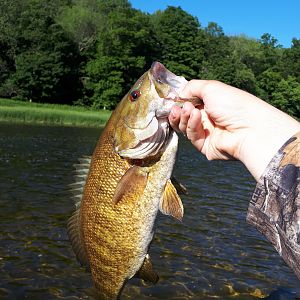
0, 123, 299, 299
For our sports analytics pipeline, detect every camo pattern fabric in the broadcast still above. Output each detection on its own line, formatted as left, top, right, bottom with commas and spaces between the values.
247, 131, 300, 280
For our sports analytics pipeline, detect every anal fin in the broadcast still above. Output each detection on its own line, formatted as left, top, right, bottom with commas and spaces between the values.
135, 254, 159, 284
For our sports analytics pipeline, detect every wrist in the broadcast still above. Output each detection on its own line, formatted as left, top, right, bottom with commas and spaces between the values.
237, 105, 300, 181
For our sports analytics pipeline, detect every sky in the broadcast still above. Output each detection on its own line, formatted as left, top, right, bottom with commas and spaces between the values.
130, 0, 300, 48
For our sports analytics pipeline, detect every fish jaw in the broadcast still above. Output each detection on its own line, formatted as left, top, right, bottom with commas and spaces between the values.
148, 62, 189, 118
150, 61, 188, 99
150, 61, 203, 110
114, 62, 191, 160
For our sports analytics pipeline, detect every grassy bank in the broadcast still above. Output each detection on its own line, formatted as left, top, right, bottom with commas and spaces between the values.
0, 98, 111, 127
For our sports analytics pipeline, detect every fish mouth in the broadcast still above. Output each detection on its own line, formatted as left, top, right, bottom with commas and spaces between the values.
150, 62, 202, 117
150, 61, 186, 94
119, 63, 180, 159
150, 61, 187, 105
118, 62, 201, 160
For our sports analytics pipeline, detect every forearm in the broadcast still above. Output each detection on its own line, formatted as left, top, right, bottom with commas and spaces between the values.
247, 131, 300, 279
236, 99, 300, 181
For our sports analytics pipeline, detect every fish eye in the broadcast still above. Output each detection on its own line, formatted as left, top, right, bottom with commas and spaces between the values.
129, 90, 141, 101
156, 78, 163, 84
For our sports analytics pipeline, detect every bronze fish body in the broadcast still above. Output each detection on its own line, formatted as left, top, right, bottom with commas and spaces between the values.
68, 62, 199, 299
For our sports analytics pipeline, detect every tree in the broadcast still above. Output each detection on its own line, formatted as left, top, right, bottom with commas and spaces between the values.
0, 0, 80, 103
151, 6, 203, 79
0, 0, 24, 87
232, 66, 257, 94
257, 69, 282, 101
205, 22, 224, 37
258, 33, 283, 73
0, 0, 299, 117
57, 0, 105, 54
229, 35, 263, 76
82, 0, 159, 109
260, 33, 280, 48
199, 22, 236, 84
280, 38, 300, 82
271, 76, 300, 118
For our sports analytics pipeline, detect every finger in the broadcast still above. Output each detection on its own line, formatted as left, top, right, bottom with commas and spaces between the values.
180, 79, 210, 100
186, 108, 205, 151
169, 105, 181, 131
178, 102, 194, 133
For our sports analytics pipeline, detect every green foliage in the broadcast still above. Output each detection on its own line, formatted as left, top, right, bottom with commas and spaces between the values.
199, 23, 236, 83
84, 56, 125, 109
80, 0, 159, 109
271, 76, 300, 117
57, 0, 105, 54
229, 35, 263, 75
258, 33, 283, 73
0, 0, 299, 118
257, 70, 282, 99
0, 0, 23, 84
0, 0, 80, 103
233, 66, 257, 94
280, 38, 300, 82
151, 6, 202, 79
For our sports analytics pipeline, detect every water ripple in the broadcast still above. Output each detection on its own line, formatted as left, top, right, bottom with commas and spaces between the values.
0, 124, 299, 299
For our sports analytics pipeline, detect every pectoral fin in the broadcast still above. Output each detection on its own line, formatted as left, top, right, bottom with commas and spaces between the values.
160, 179, 184, 221
113, 166, 148, 204
135, 254, 159, 284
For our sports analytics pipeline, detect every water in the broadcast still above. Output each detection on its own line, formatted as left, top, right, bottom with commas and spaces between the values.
0, 123, 299, 300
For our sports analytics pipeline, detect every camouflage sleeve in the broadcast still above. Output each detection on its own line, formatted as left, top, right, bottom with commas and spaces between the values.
247, 131, 300, 279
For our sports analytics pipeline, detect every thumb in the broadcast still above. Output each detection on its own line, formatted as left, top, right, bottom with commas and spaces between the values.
179, 80, 209, 100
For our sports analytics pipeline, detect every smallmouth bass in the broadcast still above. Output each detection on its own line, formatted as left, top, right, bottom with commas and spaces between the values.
68, 62, 201, 299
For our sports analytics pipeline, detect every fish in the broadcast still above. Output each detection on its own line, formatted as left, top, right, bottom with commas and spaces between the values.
67, 61, 202, 299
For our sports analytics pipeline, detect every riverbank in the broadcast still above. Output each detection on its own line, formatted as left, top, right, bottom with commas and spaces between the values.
0, 98, 111, 127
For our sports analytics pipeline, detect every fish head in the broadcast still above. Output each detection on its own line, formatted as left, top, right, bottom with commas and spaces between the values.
113, 62, 195, 160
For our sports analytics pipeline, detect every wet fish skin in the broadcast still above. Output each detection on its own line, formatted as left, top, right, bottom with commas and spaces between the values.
68, 62, 189, 299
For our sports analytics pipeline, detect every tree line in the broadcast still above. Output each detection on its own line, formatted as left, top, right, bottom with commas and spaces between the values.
0, 0, 299, 118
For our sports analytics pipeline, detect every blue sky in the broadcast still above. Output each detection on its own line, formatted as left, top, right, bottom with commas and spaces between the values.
130, 0, 299, 48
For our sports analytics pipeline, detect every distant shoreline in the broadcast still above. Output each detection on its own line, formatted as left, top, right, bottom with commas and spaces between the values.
0, 98, 111, 128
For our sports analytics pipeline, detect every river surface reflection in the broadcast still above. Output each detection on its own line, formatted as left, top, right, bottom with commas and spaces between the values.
0, 123, 299, 299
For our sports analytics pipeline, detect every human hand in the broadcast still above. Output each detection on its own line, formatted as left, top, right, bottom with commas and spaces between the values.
169, 80, 300, 181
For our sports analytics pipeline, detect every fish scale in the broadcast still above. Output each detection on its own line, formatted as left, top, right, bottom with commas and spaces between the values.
81, 117, 146, 298
68, 62, 192, 299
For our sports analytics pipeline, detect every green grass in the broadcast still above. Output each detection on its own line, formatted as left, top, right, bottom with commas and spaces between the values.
0, 98, 111, 127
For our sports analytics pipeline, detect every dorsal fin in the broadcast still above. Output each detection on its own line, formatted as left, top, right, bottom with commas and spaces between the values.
67, 209, 90, 269
67, 156, 92, 269
69, 156, 91, 208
